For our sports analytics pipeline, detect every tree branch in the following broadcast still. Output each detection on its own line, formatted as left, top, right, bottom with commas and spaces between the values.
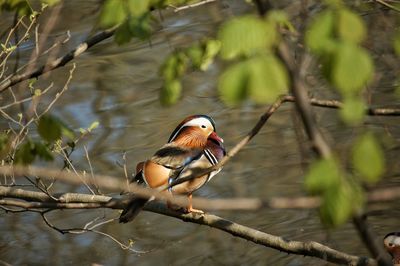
0, 27, 116, 93
169, 0, 218, 12
0, 187, 377, 266
150, 203, 376, 266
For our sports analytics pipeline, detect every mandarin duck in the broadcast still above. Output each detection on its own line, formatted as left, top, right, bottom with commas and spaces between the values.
384, 232, 400, 265
119, 114, 226, 223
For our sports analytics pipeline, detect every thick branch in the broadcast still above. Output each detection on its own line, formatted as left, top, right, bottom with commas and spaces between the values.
150, 203, 376, 266
0, 177, 262, 211
0, 188, 377, 266
2, 182, 400, 211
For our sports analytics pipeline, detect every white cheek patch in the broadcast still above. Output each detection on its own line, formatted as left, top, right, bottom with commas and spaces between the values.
168, 117, 214, 143
182, 117, 213, 129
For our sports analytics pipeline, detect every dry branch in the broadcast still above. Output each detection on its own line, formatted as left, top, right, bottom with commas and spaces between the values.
0, 185, 377, 266
0, 27, 116, 93
147, 202, 377, 266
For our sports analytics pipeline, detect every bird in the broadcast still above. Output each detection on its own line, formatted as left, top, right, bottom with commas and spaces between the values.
119, 114, 226, 223
383, 232, 400, 265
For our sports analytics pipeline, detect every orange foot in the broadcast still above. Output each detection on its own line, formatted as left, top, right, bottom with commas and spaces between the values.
187, 206, 204, 214
186, 194, 204, 214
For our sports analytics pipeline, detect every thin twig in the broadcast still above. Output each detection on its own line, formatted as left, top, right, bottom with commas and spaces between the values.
84, 145, 100, 194
169, 0, 217, 12
374, 0, 400, 12
0, 27, 117, 93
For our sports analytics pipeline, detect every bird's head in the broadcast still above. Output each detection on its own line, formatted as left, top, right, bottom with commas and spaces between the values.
168, 115, 218, 148
384, 232, 400, 265
208, 131, 226, 158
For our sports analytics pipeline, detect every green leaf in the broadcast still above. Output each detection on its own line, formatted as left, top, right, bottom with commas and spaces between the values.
332, 43, 374, 94
160, 52, 188, 81
38, 115, 62, 143
88, 121, 100, 132
218, 15, 276, 59
2, 0, 32, 16
127, 12, 152, 40
305, 10, 336, 54
266, 10, 294, 33
352, 132, 385, 183
339, 96, 366, 125
320, 181, 364, 227
0, 133, 8, 150
0, 133, 10, 158
41, 0, 60, 6
200, 40, 221, 71
305, 157, 341, 194
99, 0, 127, 28
394, 31, 400, 56
218, 61, 249, 106
337, 8, 366, 44
186, 45, 203, 69
186, 40, 221, 71
114, 21, 133, 45
160, 79, 182, 106
127, 0, 150, 17
247, 55, 289, 104
324, 0, 344, 8
34, 141, 53, 161
15, 140, 35, 165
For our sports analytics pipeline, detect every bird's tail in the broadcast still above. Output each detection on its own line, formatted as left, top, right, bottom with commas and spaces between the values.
119, 196, 153, 223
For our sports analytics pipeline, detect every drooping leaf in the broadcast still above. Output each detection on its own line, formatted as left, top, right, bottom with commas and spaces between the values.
14, 140, 35, 165
0, 133, 10, 158
325, 0, 344, 8
114, 21, 133, 45
266, 10, 295, 33
352, 132, 385, 183
1, 0, 32, 16
218, 61, 249, 106
200, 40, 221, 71
127, 12, 152, 40
186, 45, 203, 69
320, 180, 364, 227
160, 79, 182, 106
186, 40, 221, 71
305, 10, 336, 54
99, 0, 127, 28
34, 141, 53, 161
38, 115, 62, 143
218, 15, 276, 60
339, 96, 366, 125
160, 52, 188, 81
332, 42, 374, 94
305, 157, 341, 194
127, 0, 150, 17
247, 55, 289, 104
337, 8, 366, 44
394, 31, 400, 56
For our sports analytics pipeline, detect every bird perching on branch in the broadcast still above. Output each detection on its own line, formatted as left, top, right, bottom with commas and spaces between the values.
119, 115, 226, 223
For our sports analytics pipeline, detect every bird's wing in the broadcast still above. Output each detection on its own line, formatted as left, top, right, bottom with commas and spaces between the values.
168, 148, 220, 194
150, 143, 203, 170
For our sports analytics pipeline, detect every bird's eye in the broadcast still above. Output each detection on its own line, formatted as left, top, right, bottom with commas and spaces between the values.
201, 125, 207, 129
